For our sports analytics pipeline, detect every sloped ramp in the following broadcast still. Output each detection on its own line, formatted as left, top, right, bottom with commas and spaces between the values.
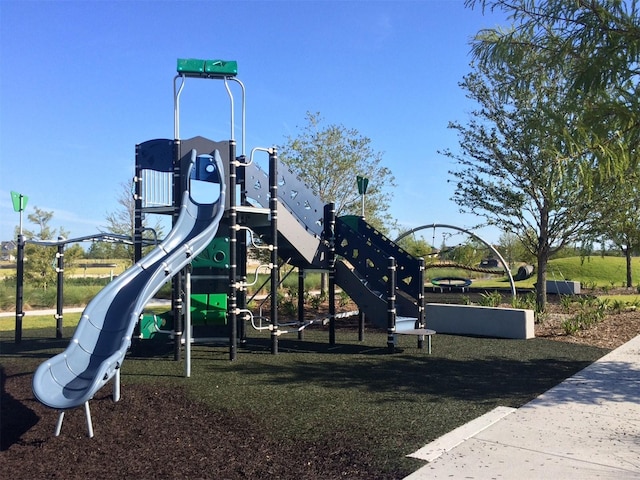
334, 260, 417, 332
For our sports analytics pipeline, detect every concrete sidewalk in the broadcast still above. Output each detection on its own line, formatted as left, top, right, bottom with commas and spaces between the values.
405, 334, 640, 479
0, 300, 171, 319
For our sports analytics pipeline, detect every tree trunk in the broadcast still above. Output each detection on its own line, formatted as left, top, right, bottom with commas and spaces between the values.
535, 251, 548, 313
625, 247, 633, 288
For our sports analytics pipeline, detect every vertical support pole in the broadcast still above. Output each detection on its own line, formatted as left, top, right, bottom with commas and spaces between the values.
417, 257, 425, 349
298, 268, 305, 340
324, 203, 336, 345
54, 411, 65, 436
185, 265, 192, 377
238, 157, 248, 344
133, 145, 144, 263
172, 275, 183, 361
358, 311, 365, 342
329, 266, 336, 345
269, 149, 279, 354
387, 256, 396, 354
229, 140, 238, 361
84, 402, 94, 438
113, 368, 121, 402
18, 194, 24, 236
55, 238, 64, 339
15, 234, 25, 344
172, 139, 183, 361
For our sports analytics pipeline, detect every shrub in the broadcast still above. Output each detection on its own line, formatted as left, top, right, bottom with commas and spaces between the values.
338, 290, 350, 308
478, 290, 502, 307
511, 292, 536, 310
279, 298, 297, 317
560, 295, 574, 313
309, 292, 326, 310
609, 299, 626, 314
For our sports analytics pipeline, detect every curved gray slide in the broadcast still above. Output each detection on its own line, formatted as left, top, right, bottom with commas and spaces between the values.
33, 151, 225, 410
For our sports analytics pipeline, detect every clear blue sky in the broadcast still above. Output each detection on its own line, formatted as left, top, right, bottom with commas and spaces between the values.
0, 0, 508, 246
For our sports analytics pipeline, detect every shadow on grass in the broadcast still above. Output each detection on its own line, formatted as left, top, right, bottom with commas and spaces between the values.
2, 328, 621, 412
0, 337, 70, 359
220, 333, 616, 407
229, 353, 600, 406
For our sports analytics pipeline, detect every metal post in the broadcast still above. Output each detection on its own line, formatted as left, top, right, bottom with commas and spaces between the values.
185, 265, 192, 377
324, 203, 336, 345
238, 158, 248, 344
15, 234, 25, 344
133, 149, 144, 263
329, 266, 336, 345
55, 238, 64, 339
229, 140, 238, 360
417, 257, 425, 349
173, 144, 183, 360
269, 149, 279, 354
358, 311, 365, 342
173, 277, 183, 361
298, 268, 305, 340
387, 256, 396, 354
18, 194, 24, 236
172, 139, 183, 361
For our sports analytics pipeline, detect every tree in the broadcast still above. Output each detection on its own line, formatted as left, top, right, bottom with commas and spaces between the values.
90, 180, 163, 263
395, 232, 433, 259
465, 0, 640, 300
278, 112, 396, 233
497, 230, 534, 267
441, 57, 609, 311
598, 168, 640, 287
21, 207, 64, 289
467, 0, 640, 173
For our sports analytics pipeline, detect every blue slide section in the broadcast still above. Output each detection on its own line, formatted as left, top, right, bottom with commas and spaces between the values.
33, 151, 225, 410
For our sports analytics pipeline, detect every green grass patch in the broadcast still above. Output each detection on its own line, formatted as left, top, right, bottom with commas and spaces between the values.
547, 256, 640, 288
0, 312, 82, 333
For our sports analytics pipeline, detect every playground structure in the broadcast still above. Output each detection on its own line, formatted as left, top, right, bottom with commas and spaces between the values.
30, 59, 437, 436
24, 57, 538, 439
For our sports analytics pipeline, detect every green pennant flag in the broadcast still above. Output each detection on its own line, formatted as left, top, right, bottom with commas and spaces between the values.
356, 176, 369, 195
10, 191, 28, 212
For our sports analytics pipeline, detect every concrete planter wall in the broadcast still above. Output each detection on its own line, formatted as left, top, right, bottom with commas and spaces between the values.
425, 303, 535, 339
546, 280, 581, 295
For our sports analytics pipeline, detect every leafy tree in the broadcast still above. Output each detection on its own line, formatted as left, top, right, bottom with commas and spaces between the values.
279, 112, 397, 233
395, 232, 433, 259
21, 207, 64, 289
91, 180, 163, 263
466, 0, 640, 297
97, 181, 137, 262
441, 57, 609, 311
598, 168, 640, 287
497, 231, 534, 267
467, 0, 640, 173
439, 238, 485, 267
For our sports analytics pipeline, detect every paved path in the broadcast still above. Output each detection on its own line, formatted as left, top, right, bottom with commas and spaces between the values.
405, 334, 640, 479
0, 300, 171, 319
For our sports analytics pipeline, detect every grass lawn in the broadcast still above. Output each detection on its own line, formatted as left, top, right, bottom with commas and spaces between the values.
1, 318, 608, 476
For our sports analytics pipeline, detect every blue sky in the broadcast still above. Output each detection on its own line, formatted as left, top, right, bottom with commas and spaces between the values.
0, 0, 508, 246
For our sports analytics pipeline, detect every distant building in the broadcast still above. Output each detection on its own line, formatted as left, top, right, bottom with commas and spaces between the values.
1, 241, 16, 261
